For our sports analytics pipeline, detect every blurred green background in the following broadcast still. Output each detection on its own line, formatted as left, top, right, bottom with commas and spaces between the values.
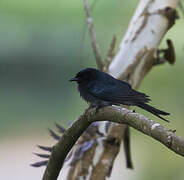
0, 0, 184, 179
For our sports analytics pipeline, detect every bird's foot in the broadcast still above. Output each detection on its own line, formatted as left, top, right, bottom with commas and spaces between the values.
89, 102, 111, 113
95, 105, 105, 113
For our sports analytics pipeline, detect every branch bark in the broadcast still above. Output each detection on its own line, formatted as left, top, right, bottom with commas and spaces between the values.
42, 106, 184, 180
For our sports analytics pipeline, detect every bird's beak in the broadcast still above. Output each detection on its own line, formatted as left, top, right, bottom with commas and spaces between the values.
69, 77, 78, 82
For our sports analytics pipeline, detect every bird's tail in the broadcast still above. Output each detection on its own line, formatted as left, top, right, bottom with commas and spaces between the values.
136, 103, 170, 122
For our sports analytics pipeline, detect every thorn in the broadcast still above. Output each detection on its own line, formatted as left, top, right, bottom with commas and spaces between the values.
48, 128, 60, 140
33, 152, 50, 159
55, 123, 66, 134
37, 145, 52, 152
30, 160, 48, 167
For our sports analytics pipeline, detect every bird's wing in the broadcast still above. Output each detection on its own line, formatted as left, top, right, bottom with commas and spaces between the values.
88, 80, 150, 104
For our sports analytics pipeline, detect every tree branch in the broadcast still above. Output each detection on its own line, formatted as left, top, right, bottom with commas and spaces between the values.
104, 35, 117, 71
42, 109, 91, 180
42, 106, 184, 180
83, 0, 104, 70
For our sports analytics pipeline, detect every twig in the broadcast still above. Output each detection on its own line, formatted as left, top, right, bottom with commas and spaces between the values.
154, 39, 175, 65
104, 35, 117, 71
83, 0, 104, 70
42, 106, 184, 180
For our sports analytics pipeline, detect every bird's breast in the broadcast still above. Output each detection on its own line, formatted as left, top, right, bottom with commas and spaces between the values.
78, 85, 97, 104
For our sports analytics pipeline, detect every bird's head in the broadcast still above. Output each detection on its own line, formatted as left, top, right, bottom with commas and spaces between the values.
70, 68, 100, 84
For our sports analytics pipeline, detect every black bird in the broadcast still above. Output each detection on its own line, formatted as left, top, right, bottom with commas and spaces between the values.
70, 68, 170, 122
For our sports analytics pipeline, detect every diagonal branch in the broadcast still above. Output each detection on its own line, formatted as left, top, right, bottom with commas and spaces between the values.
104, 35, 117, 71
84, 0, 104, 70
42, 106, 184, 180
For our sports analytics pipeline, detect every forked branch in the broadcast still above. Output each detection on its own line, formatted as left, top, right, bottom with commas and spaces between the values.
42, 106, 184, 180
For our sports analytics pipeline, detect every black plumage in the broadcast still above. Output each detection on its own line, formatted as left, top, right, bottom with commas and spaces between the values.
70, 68, 170, 122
